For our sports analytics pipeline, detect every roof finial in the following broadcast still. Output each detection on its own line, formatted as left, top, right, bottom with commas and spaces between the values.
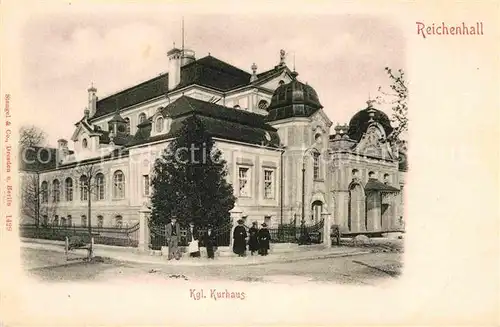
279, 49, 286, 66
366, 93, 375, 108
250, 63, 258, 82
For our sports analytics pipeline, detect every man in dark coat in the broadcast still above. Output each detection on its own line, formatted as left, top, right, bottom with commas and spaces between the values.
204, 225, 217, 259
248, 221, 259, 255
257, 223, 271, 256
232, 219, 247, 257
165, 216, 181, 260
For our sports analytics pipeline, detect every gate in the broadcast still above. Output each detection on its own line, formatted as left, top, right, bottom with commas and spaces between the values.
298, 218, 324, 245
268, 218, 325, 244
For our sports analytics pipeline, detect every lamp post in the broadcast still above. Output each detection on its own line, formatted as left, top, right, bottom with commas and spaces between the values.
300, 134, 322, 243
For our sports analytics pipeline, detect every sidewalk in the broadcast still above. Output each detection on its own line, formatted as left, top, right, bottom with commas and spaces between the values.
21, 239, 370, 267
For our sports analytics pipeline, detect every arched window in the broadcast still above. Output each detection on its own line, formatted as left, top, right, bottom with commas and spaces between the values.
41, 181, 48, 203
384, 173, 390, 184
67, 215, 72, 227
258, 100, 268, 110
156, 117, 164, 132
61, 217, 66, 227
115, 215, 123, 228
97, 215, 104, 228
368, 171, 375, 179
53, 215, 59, 226
233, 105, 241, 110
82, 138, 88, 148
138, 113, 147, 124
124, 117, 130, 134
52, 180, 60, 202
81, 215, 87, 227
95, 173, 105, 201
352, 169, 359, 178
311, 200, 323, 222
80, 175, 88, 201
113, 170, 125, 199
278, 80, 285, 86
65, 177, 73, 202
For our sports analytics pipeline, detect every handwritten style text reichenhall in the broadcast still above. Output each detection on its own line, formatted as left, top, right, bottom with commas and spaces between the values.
416, 22, 484, 39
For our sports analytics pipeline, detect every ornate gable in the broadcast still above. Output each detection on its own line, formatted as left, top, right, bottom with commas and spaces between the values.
353, 122, 395, 159
71, 120, 98, 142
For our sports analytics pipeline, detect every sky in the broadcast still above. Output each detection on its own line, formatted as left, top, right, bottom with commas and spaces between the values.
19, 12, 405, 147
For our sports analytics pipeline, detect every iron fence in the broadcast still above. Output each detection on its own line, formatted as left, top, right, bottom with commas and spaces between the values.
149, 222, 232, 250
20, 223, 140, 247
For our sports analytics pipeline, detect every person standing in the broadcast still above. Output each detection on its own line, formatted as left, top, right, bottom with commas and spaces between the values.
204, 225, 217, 259
232, 219, 247, 257
165, 216, 181, 260
258, 223, 271, 256
248, 221, 259, 255
186, 222, 200, 258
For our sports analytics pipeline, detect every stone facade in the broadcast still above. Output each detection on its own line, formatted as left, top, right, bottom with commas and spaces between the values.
20, 47, 407, 234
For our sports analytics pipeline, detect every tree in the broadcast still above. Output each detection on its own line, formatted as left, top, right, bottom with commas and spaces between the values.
376, 67, 408, 143
19, 125, 47, 148
21, 173, 62, 226
19, 125, 48, 227
150, 116, 236, 228
74, 164, 102, 259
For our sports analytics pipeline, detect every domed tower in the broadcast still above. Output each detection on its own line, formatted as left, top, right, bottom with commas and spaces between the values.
266, 71, 323, 122
266, 71, 332, 225
347, 101, 393, 142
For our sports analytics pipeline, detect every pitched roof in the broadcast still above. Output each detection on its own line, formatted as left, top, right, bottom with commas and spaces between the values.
92, 73, 168, 120
90, 55, 258, 121
172, 56, 251, 92
365, 178, 400, 192
161, 96, 276, 131
128, 96, 280, 148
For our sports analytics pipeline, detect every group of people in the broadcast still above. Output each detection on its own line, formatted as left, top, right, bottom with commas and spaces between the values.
165, 216, 218, 260
232, 219, 271, 257
164, 216, 272, 260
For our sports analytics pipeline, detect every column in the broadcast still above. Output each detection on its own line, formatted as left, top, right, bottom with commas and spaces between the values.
321, 209, 331, 248
138, 202, 151, 252
229, 204, 243, 248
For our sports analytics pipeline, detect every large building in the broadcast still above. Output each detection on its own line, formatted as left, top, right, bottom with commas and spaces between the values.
20, 46, 407, 234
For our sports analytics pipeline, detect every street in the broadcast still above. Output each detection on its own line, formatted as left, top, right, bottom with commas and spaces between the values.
22, 248, 403, 285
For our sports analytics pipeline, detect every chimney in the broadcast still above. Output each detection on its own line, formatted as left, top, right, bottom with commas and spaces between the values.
167, 47, 183, 91
88, 83, 97, 117
84, 108, 90, 120
57, 139, 69, 163
181, 49, 196, 66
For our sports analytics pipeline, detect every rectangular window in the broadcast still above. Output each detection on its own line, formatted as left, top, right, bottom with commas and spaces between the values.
81, 215, 87, 227
143, 175, 150, 196
264, 169, 275, 199
238, 167, 250, 197
313, 153, 320, 180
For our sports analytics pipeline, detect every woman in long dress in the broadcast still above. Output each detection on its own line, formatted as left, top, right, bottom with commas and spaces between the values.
257, 223, 271, 256
187, 222, 200, 258
232, 219, 247, 257
248, 221, 259, 255
204, 225, 217, 259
